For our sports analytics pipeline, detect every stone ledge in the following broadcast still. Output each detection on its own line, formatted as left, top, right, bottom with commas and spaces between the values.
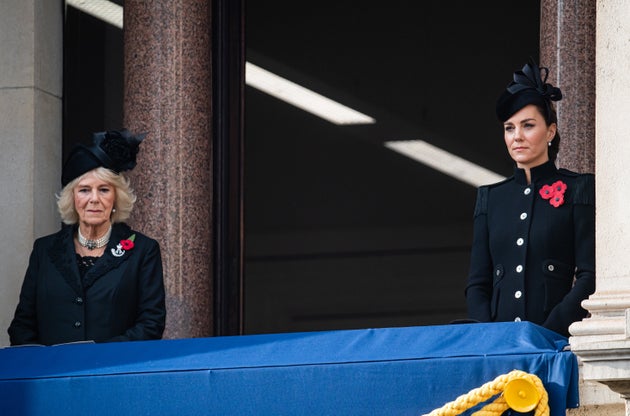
565, 351, 625, 415
567, 403, 625, 416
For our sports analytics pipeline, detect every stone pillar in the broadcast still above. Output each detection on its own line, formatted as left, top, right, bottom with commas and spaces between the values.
0, 0, 62, 346
540, 0, 596, 173
569, 0, 630, 413
123, 1, 214, 339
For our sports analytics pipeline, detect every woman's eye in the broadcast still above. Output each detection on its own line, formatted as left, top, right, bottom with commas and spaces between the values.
504, 126, 514, 132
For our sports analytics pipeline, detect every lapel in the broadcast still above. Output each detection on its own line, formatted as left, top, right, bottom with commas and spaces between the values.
48, 225, 83, 296
48, 223, 136, 293
82, 223, 135, 290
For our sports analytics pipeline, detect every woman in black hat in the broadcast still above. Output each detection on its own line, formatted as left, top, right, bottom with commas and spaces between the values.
465, 61, 595, 337
8, 129, 166, 345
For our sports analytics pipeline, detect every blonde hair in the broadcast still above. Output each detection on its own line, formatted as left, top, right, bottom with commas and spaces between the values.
57, 167, 137, 225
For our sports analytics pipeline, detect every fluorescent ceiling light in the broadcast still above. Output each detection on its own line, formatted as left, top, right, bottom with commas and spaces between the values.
66, 0, 123, 29
385, 140, 506, 187
245, 62, 375, 125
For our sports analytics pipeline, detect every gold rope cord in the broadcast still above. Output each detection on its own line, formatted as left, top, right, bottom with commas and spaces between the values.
423, 370, 549, 416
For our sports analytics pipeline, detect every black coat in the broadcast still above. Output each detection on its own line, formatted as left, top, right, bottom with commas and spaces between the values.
466, 160, 595, 337
8, 222, 166, 345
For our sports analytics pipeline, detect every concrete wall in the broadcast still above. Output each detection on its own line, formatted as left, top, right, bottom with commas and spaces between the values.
0, 0, 62, 346
568, 0, 630, 414
594, 0, 630, 291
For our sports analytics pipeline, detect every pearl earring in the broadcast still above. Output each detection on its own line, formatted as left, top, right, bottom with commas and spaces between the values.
548, 142, 552, 147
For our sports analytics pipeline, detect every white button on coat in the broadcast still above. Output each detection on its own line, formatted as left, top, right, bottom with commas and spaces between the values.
516, 238, 524, 246
514, 291, 522, 299
516, 265, 523, 273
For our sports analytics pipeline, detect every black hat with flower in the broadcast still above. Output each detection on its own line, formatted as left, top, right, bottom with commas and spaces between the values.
495, 58, 563, 123
61, 129, 146, 186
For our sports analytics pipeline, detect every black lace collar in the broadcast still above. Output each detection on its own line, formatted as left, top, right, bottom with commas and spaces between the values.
48, 223, 136, 294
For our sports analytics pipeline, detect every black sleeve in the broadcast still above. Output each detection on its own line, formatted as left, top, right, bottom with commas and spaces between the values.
8, 242, 42, 345
466, 187, 493, 322
543, 174, 596, 335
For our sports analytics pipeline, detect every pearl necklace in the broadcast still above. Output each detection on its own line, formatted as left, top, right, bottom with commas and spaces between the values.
78, 225, 112, 250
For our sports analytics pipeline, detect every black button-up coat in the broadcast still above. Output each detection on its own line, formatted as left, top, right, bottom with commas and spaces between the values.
8, 222, 166, 345
466, 160, 595, 336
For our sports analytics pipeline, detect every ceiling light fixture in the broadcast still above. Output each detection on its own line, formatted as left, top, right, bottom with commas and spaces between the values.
384, 140, 506, 187
66, 0, 123, 29
245, 62, 376, 125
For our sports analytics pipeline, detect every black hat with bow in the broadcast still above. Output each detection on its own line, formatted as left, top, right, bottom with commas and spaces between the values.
61, 129, 145, 187
496, 59, 563, 122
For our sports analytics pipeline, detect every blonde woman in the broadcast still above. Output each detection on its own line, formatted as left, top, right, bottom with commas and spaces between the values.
9, 129, 165, 345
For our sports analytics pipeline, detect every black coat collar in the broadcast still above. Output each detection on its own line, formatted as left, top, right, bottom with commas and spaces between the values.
48, 223, 135, 294
513, 160, 558, 186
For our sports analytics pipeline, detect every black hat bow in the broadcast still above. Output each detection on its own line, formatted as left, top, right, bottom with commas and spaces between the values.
61, 129, 146, 186
496, 59, 563, 122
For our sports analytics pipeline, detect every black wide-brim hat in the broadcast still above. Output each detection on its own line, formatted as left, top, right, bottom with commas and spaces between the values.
495, 59, 563, 122
61, 129, 145, 187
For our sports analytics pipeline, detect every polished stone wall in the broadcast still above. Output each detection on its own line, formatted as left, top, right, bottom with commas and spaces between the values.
123, 0, 214, 339
540, 0, 596, 174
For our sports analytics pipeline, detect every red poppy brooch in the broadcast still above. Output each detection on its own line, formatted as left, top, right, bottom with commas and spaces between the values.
539, 180, 567, 208
112, 234, 136, 257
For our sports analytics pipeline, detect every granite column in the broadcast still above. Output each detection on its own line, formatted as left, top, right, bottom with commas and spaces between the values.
123, 1, 214, 338
540, 0, 596, 173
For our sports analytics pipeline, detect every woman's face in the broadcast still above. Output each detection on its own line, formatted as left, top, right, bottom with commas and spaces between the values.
73, 170, 116, 229
503, 104, 556, 170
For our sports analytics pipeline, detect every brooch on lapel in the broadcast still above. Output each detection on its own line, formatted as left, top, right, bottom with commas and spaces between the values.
111, 234, 136, 257
539, 180, 567, 208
